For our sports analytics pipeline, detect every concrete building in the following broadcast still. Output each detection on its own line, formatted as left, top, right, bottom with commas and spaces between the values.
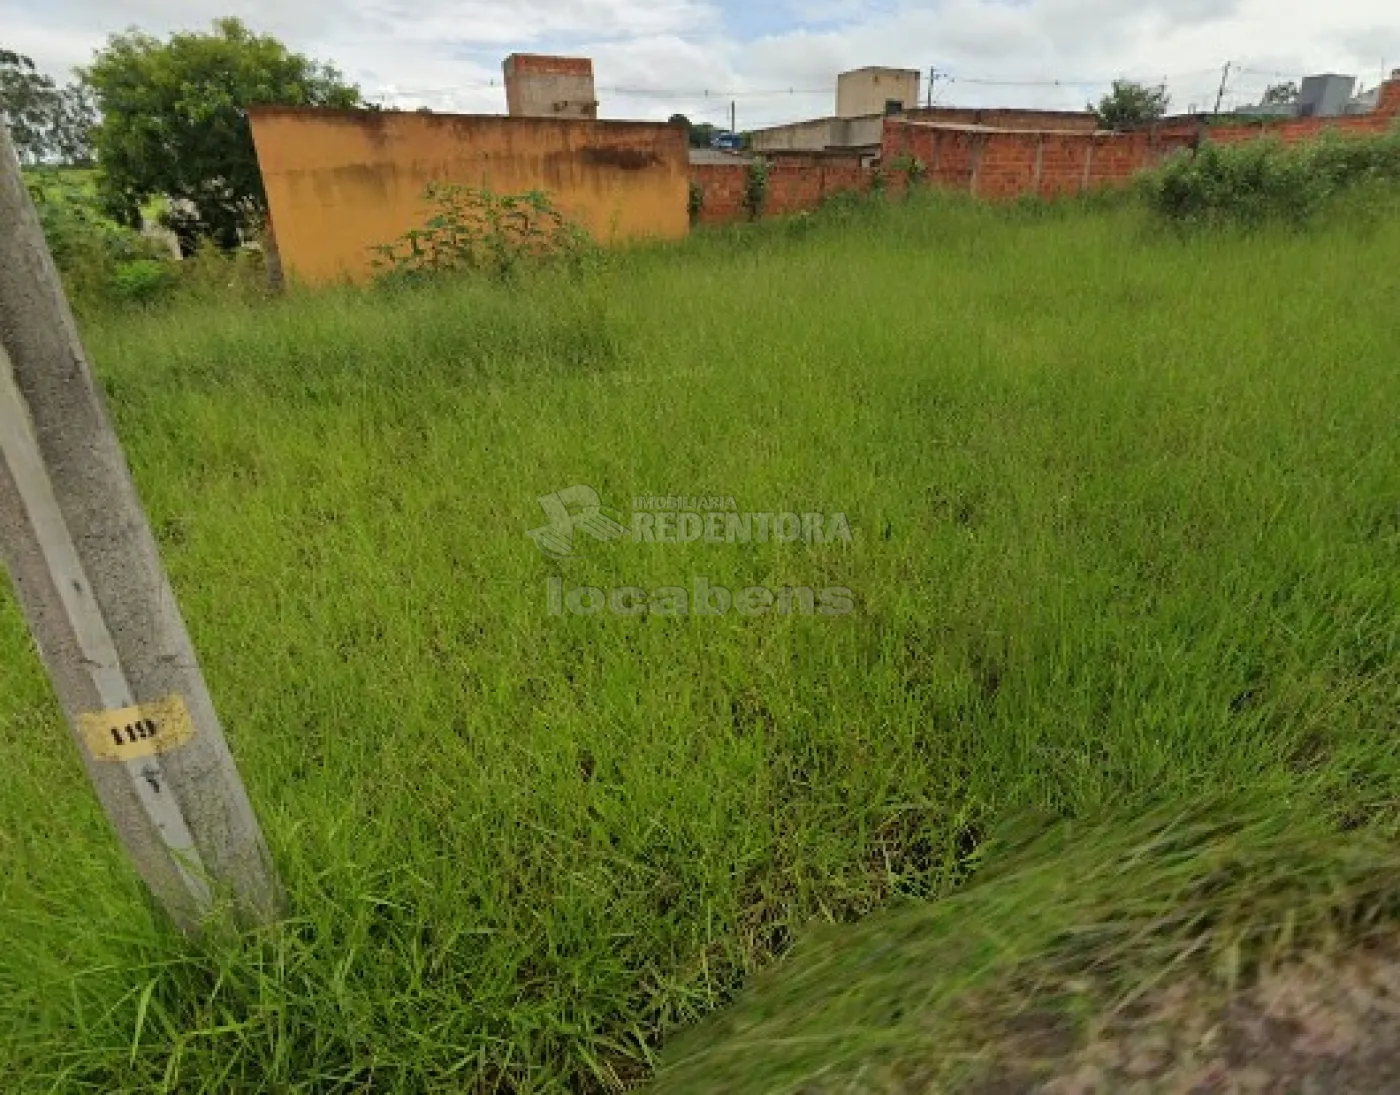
837, 67, 922, 118
1348, 87, 1381, 114
1233, 71, 1385, 119
1297, 74, 1356, 117
503, 54, 598, 119
749, 66, 922, 159
750, 114, 887, 157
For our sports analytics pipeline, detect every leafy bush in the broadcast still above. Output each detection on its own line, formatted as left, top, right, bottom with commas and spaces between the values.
370, 182, 599, 283
24, 168, 179, 309
173, 238, 275, 307
1141, 124, 1400, 228
110, 258, 178, 304
743, 158, 771, 220
887, 153, 927, 190
687, 180, 706, 225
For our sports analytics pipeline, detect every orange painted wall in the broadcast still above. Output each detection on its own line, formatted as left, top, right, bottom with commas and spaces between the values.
248, 107, 689, 285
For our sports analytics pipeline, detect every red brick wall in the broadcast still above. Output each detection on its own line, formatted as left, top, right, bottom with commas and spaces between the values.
904, 107, 1099, 133
690, 156, 872, 225
505, 54, 593, 77
1202, 78, 1400, 145
1202, 114, 1393, 147
691, 163, 747, 223
879, 123, 1193, 199
1382, 79, 1400, 118
685, 78, 1400, 223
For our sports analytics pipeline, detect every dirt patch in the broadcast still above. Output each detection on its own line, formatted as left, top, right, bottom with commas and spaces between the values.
968, 941, 1400, 1094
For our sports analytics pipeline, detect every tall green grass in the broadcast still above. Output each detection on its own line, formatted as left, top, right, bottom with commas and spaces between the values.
1, 191, 1399, 1091
657, 797, 1400, 1092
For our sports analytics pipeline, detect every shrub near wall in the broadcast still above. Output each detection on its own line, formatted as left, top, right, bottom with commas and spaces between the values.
24, 170, 179, 308
1142, 124, 1400, 227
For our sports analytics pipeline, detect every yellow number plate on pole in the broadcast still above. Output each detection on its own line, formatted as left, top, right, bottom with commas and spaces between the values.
79, 695, 197, 762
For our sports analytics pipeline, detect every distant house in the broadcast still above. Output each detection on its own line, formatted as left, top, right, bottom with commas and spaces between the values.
749, 66, 923, 161
1234, 72, 1385, 119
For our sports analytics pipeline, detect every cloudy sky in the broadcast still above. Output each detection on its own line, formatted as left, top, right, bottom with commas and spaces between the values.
4, 0, 1397, 128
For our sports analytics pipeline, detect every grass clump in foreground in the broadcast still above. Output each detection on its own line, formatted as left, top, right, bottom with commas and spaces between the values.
1, 189, 1399, 1091
655, 798, 1400, 1093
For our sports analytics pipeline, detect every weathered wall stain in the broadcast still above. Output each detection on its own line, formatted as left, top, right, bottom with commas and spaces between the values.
581, 147, 662, 171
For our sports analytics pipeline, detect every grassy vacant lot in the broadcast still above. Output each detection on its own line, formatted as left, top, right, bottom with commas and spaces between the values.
2, 191, 1399, 1092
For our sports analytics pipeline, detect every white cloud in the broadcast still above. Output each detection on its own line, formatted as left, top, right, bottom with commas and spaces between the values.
2, 0, 1397, 126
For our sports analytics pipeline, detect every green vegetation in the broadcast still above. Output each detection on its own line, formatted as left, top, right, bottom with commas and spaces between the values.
887, 152, 928, 190
1262, 80, 1301, 106
659, 800, 1400, 1092
23, 168, 177, 307
743, 157, 770, 220
2, 187, 1400, 1092
1143, 124, 1400, 227
0, 46, 94, 165
687, 180, 705, 226
668, 115, 731, 150
1091, 79, 1171, 129
23, 166, 271, 313
83, 18, 362, 250
370, 182, 599, 284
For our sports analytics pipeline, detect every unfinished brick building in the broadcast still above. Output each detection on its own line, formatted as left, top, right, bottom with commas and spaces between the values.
503, 54, 599, 120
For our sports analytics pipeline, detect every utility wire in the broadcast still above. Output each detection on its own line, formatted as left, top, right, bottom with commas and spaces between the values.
376, 82, 829, 99
932, 66, 1223, 88
374, 63, 1357, 108
373, 66, 1231, 101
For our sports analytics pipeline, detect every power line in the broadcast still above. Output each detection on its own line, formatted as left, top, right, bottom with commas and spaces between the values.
372, 61, 1376, 110
603, 85, 828, 98
372, 66, 1233, 102
375, 81, 829, 100
1235, 67, 1307, 80
935, 66, 1223, 89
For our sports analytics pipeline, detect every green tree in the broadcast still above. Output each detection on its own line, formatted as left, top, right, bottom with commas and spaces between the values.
1, 48, 91, 164
48, 83, 97, 166
668, 113, 694, 145
1091, 80, 1170, 130
689, 122, 720, 149
1, 49, 53, 162
1261, 81, 1299, 106
82, 18, 361, 252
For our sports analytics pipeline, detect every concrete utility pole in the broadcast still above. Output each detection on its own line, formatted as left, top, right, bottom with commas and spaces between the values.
1213, 62, 1231, 115
0, 125, 282, 932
